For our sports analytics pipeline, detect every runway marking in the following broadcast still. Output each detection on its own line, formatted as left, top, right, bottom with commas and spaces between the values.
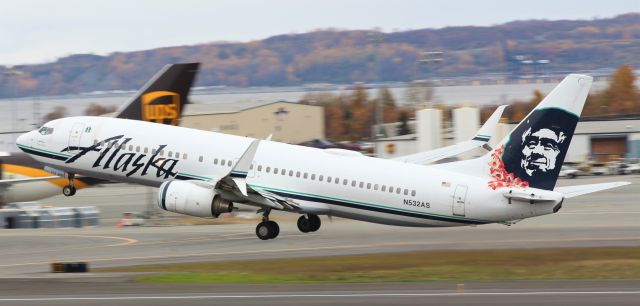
0, 234, 138, 257
0, 235, 637, 268
1, 291, 640, 301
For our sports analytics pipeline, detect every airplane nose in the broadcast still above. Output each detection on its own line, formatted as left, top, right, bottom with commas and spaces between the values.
15, 131, 33, 150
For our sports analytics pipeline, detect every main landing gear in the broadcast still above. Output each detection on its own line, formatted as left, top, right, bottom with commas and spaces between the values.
255, 209, 279, 240
62, 174, 76, 197
297, 214, 321, 233
254, 211, 322, 240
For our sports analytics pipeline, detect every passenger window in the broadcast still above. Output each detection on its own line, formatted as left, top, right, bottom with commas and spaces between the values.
168, 151, 173, 158
175, 152, 180, 158
129, 145, 134, 151
327, 176, 332, 183
273, 168, 278, 174
311, 174, 316, 180
250, 164, 254, 170
296, 171, 301, 178
214, 158, 219, 165
136, 146, 140, 152
93, 139, 98, 145
303, 173, 308, 179
221, 159, 226, 165
144, 147, 148, 154
183, 153, 187, 160
281, 169, 286, 175
411, 190, 416, 196
198, 156, 203, 162
319, 175, 323, 182
152, 149, 156, 154
343, 179, 348, 185
336, 178, 340, 184
389, 187, 394, 193
266, 167, 271, 173
367, 183, 371, 190
382, 185, 386, 192
374, 184, 378, 190
351, 180, 356, 187
258, 165, 263, 171
397, 188, 402, 194
359, 182, 364, 188
404, 189, 409, 195
159, 150, 164, 156
227, 160, 232, 167
289, 170, 294, 176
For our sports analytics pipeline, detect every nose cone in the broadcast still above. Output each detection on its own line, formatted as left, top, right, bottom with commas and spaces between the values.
15, 131, 33, 151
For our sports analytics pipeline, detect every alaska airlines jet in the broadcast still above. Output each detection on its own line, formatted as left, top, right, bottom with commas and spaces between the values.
0, 63, 199, 206
16, 74, 629, 239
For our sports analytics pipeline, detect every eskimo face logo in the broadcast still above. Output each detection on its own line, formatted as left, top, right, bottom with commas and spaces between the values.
498, 108, 579, 190
520, 126, 566, 176
141, 91, 180, 125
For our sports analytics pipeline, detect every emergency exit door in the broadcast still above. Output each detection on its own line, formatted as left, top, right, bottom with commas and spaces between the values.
452, 185, 468, 216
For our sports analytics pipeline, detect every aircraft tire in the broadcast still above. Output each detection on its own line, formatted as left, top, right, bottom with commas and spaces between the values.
256, 222, 271, 240
308, 214, 321, 232
297, 216, 312, 233
63, 185, 76, 197
267, 221, 280, 239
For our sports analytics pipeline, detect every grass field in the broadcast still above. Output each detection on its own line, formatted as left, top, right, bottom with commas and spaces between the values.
97, 247, 640, 284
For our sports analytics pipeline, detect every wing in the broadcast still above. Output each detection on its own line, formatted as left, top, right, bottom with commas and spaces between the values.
393, 105, 507, 164
211, 139, 302, 213
0, 176, 60, 186
554, 182, 631, 198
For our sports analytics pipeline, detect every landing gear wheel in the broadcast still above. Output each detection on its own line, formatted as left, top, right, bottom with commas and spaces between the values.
297, 215, 312, 233
308, 214, 321, 232
267, 221, 279, 239
256, 221, 279, 240
62, 185, 76, 197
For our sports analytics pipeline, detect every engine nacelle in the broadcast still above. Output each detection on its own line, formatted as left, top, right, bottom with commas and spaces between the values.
158, 180, 233, 218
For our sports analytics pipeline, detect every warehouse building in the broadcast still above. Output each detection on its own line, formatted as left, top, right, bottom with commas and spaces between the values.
180, 101, 324, 144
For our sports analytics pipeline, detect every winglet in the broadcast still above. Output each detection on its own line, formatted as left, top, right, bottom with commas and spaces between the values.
227, 140, 261, 196
473, 105, 507, 143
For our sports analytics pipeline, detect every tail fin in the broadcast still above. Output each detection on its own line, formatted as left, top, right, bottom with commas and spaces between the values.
114, 62, 200, 125
487, 74, 593, 190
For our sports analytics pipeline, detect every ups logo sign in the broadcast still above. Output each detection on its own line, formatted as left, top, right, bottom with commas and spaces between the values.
141, 91, 180, 125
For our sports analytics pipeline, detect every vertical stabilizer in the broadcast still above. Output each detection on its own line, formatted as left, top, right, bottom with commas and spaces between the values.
114, 63, 200, 125
486, 74, 592, 190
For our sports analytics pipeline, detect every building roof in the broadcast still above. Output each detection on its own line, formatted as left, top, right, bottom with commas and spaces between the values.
183, 100, 320, 116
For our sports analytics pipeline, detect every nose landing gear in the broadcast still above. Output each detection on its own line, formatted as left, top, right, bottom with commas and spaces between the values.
62, 174, 76, 197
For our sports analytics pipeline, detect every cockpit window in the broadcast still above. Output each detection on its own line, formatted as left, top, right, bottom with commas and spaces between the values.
38, 127, 54, 135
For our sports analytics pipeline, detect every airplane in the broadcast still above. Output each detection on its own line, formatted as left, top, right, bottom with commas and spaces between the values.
0, 63, 199, 206
16, 74, 630, 240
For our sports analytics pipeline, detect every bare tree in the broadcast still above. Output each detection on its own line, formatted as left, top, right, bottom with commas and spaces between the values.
84, 103, 117, 116
42, 106, 68, 124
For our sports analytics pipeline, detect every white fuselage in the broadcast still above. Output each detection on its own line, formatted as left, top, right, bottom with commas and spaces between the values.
17, 117, 562, 227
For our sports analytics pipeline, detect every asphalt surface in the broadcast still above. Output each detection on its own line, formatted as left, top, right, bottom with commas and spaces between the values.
0, 175, 637, 305
0, 278, 639, 305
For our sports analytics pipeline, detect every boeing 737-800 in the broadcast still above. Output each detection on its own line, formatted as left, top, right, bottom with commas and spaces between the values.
0, 63, 199, 206
16, 74, 629, 239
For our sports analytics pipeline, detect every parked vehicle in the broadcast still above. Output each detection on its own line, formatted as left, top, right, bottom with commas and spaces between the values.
560, 165, 580, 178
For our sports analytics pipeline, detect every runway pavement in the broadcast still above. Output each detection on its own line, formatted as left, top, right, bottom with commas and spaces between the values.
0, 175, 637, 305
0, 175, 638, 277
0, 278, 639, 305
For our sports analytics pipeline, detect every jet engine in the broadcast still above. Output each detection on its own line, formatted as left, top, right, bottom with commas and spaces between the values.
158, 180, 233, 218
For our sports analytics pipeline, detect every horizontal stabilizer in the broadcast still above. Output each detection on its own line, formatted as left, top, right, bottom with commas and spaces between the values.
554, 182, 631, 198
394, 105, 506, 164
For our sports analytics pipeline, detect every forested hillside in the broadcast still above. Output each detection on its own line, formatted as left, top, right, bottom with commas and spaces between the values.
1, 13, 639, 98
